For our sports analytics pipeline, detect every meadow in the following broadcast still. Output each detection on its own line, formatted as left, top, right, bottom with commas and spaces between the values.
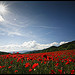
0, 49, 75, 74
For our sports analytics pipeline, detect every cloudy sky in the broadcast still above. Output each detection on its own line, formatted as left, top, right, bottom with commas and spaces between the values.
0, 1, 75, 52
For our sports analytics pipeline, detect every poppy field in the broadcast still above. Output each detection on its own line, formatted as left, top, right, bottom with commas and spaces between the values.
0, 49, 75, 74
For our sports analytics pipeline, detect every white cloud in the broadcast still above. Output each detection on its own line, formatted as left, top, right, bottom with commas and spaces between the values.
59, 41, 68, 45
8, 31, 22, 36
32, 26, 58, 29
0, 15, 4, 22
0, 40, 68, 52
0, 27, 23, 36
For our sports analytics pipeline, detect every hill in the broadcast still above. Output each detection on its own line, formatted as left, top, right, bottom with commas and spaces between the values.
0, 51, 10, 55
25, 40, 75, 54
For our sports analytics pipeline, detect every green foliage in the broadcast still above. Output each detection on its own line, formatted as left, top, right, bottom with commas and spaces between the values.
67, 44, 75, 50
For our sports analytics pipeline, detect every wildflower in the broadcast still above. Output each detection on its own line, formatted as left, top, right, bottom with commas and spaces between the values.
65, 61, 70, 65
25, 63, 31, 68
27, 58, 30, 61
41, 61, 43, 63
44, 62, 46, 64
2, 66, 5, 68
13, 55, 16, 58
17, 58, 21, 62
21, 59, 23, 63
10, 61, 13, 64
50, 70, 55, 74
8, 66, 12, 69
0, 66, 2, 68
44, 58, 47, 61
6, 55, 9, 59
55, 63, 59, 67
37, 58, 43, 61
58, 69, 62, 74
34, 69, 36, 71
71, 70, 75, 74
61, 60, 64, 62
15, 70, 18, 73
32, 63, 39, 69
29, 69, 32, 72
17, 52, 19, 54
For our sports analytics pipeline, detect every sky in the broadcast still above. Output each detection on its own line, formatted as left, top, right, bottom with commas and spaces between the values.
0, 1, 75, 52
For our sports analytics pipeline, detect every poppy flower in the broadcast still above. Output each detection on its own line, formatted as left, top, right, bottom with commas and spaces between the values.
8, 66, 12, 69
41, 61, 43, 63
21, 59, 23, 63
27, 58, 30, 61
10, 61, 13, 64
15, 70, 18, 73
44, 58, 47, 61
58, 69, 62, 74
55, 63, 59, 67
71, 70, 75, 74
44, 62, 46, 64
0, 66, 2, 68
32, 63, 39, 69
17, 58, 21, 62
2, 66, 5, 68
25, 63, 31, 68
17, 52, 19, 54
65, 61, 70, 65
29, 69, 32, 72
37, 58, 43, 61
50, 70, 55, 74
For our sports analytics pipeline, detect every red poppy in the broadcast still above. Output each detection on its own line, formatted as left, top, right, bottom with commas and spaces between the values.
55, 63, 59, 67
25, 63, 31, 68
29, 69, 32, 72
44, 62, 46, 64
2, 66, 5, 68
41, 61, 43, 63
32, 63, 39, 69
61, 60, 64, 62
17, 58, 21, 62
65, 61, 70, 65
71, 70, 75, 74
27, 58, 30, 61
21, 59, 23, 63
10, 61, 13, 64
8, 66, 12, 69
15, 70, 18, 73
37, 58, 43, 61
44, 58, 47, 61
58, 69, 62, 74
17, 52, 19, 54
0, 66, 2, 68
50, 70, 55, 74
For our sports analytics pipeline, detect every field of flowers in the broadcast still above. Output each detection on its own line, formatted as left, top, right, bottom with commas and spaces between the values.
0, 49, 75, 74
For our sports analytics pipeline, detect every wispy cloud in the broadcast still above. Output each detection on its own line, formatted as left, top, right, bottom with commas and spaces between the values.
0, 13, 36, 37
0, 40, 68, 52
32, 25, 58, 29
0, 15, 24, 36
0, 15, 4, 22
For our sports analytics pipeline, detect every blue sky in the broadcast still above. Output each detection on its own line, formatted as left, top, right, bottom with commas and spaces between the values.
0, 1, 75, 52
